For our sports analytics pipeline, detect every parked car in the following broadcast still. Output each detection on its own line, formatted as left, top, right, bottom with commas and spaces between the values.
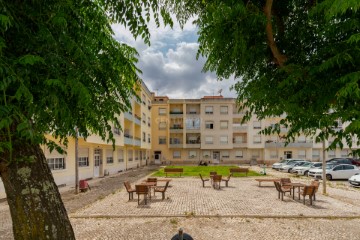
326, 158, 360, 166
292, 162, 322, 176
308, 164, 360, 180
349, 173, 360, 187
348, 173, 360, 187
279, 161, 309, 173
272, 159, 305, 170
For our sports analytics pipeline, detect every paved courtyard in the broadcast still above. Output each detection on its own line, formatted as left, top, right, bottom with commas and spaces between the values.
2, 166, 360, 239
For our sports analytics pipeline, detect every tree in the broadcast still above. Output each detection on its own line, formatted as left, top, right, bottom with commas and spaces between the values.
170, 0, 360, 152
0, 0, 171, 238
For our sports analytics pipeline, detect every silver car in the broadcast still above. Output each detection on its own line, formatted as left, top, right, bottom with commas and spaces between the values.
292, 162, 322, 176
279, 161, 309, 173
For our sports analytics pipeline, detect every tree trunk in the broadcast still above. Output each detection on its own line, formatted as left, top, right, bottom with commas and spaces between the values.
0, 142, 75, 239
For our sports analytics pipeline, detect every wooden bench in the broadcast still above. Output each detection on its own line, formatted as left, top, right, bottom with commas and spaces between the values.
164, 168, 183, 177
254, 178, 280, 187
230, 168, 249, 176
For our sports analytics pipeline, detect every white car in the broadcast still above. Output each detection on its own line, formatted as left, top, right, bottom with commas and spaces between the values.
292, 162, 322, 176
279, 161, 309, 173
348, 173, 360, 187
308, 164, 360, 180
272, 159, 304, 170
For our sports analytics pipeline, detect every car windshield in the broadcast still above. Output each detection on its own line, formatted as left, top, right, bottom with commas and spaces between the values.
301, 162, 312, 167
280, 160, 288, 163
325, 164, 335, 169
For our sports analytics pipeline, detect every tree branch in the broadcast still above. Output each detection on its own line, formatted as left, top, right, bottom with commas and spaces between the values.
264, 0, 287, 67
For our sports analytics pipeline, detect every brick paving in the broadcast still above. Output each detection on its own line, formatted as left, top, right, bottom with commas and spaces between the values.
2, 166, 360, 239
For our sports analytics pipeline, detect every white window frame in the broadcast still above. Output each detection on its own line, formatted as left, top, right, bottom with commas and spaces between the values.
189, 151, 197, 158
118, 149, 124, 163
220, 121, 228, 129
235, 150, 243, 158
222, 151, 229, 158
220, 106, 228, 114
253, 121, 261, 129
298, 150, 306, 159
173, 151, 181, 159
253, 135, 261, 144
159, 108, 166, 115
205, 136, 213, 144
205, 121, 214, 129
78, 157, 89, 167
312, 150, 320, 158
159, 136, 166, 144
205, 106, 213, 114
159, 121, 167, 130
220, 136, 228, 144
47, 158, 66, 170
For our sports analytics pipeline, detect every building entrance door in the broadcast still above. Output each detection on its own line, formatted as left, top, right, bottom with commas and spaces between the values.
213, 151, 220, 164
154, 151, 161, 165
94, 149, 102, 177
284, 151, 292, 159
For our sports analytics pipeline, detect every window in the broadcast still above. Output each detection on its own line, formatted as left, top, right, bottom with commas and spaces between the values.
270, 150, 278, 158
341, 150, 349, 157
253, 135, 261, 143
312, 150, 320, 158
128, 150, 133, 161
118, 149, 124, 162
47, 158, 65, 170
148, 134, 151, 143
205, 121, 214, 129
186, 118, 200, 129
220, 106, 228, 114
251, 150, 260, 158
205, 136, 213, 144
78, 157, 89, 167
142, 132, 146, 142
220, 121, 228, 129
159, 121, 167, 130
189, 151, 197, 158
113, 127, 121, 135
148, 117, 151, 127
298, 136, 306, 143
203, 150, 211, 158
205, 106, 213, 114
189, 107, 197, 114
253, 121, 261, 129
328, 150, 335, 157
173, 151, 181, 159
298, 150, 306, 159
106, 149, 113, 164
142, 113, 146, 124
233, 136, 244, 143
344, 165, 355, 170
142, 94, 146, 105
235, 150, 243, 158
159, 108, 166, 115
222, 151, 229, 158
220, 136, 228, 144
159, 137, 166, 144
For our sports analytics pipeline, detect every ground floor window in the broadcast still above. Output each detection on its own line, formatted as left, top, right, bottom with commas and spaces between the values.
47, 158, 65, 170
78, 157, 89, 167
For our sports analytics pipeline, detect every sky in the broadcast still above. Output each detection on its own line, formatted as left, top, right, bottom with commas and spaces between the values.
112, 18, 238, 99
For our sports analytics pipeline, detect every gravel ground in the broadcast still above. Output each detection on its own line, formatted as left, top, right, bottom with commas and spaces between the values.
1, 165, 360, 240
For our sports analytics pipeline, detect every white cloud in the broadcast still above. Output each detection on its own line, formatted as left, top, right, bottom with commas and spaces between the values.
112, 16, 237, 99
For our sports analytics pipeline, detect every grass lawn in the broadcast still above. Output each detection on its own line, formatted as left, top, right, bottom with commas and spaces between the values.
151, 165, 263, 177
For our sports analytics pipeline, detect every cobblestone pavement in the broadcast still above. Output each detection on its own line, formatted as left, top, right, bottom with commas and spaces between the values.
2, 166, 360, 239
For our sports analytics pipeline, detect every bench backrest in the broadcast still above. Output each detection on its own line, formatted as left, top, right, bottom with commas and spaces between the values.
164, 168, 183, 173
230, 168, 248, 173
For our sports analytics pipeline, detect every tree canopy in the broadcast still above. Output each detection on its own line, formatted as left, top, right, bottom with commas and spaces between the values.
170, 0, 360, 152
0, 0, 172, 238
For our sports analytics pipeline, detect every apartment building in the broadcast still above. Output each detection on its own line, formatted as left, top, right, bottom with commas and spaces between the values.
0, 80, 153, 199
150, 95, 359, 165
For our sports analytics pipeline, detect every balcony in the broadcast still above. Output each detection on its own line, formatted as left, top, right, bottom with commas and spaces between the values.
170, 111, 183, 118
233, 124, 247, 132
134, 137, 141, 146
264, 141, 313, 148
134, 114, 141, 125
170, 126, 183, 133
170, 138, 183, 148
233, 141, 247, 148
186, 126, 200, 133
124, 112, 133, 121
185, 140, 201, 148
124, 135, 133, 145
